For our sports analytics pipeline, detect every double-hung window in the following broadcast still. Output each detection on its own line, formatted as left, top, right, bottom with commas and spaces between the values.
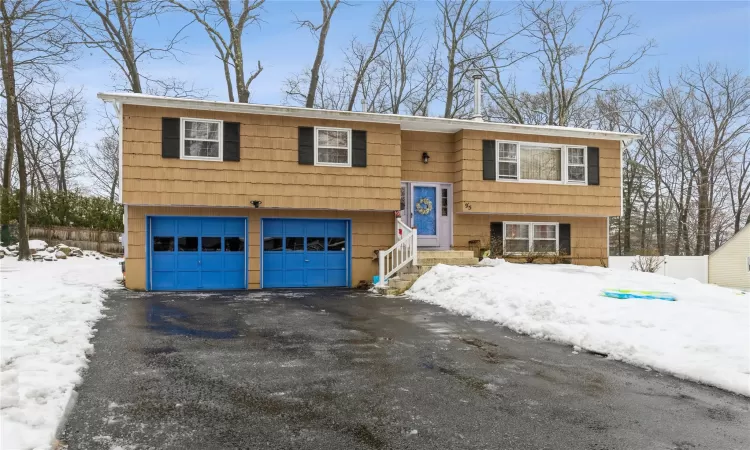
181, 118, 222, 161
503, 222, 559, 254
495, 141, 585, 184
315, 127, 352, 166
566, 146, 587, 184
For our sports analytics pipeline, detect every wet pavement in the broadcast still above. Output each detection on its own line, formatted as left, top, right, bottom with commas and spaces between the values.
61, 289, 750, 449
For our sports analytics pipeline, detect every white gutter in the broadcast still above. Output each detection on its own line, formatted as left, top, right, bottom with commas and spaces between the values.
97, 92, 642, 142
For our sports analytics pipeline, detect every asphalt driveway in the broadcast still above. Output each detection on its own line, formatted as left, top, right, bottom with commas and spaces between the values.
61, 289, 750, 449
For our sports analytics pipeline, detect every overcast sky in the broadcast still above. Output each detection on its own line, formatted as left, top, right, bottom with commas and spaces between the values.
62, 0, 750, 144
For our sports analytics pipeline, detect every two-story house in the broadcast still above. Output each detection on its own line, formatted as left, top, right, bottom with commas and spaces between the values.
99, 92, 638, 291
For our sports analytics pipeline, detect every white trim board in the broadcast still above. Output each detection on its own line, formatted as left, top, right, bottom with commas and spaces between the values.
98, 92, 642, 142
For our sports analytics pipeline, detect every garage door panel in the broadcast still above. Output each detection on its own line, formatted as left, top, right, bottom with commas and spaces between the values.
328, 269, 346, 286
176, 271, 200, 290
177, 219, 200, 236
224, 253, 245, 268
306, 269, 327, 287
201, 252, 224, 269
149, 217, 247, 291
201, 219, 224, 236
176, 254, 200, 270
152, 218, 176, 236
262, 218, 350, 288
327, 221, 347, 236
152, 253, 175, 270
224, 220, 245, 236
223, 271, 245, 289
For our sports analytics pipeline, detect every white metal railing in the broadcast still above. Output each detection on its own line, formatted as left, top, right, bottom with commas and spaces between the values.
378, 218, 418, 287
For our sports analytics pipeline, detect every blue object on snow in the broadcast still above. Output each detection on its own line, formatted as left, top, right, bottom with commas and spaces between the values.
600, 289, 676, 301
373, 275, 380, 285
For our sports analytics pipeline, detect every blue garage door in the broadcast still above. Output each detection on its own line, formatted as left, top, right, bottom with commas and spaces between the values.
149, 217, 247, 290
262, 219, 350, 288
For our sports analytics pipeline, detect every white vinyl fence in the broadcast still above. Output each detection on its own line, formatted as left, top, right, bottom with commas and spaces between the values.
608, 255, 709, 283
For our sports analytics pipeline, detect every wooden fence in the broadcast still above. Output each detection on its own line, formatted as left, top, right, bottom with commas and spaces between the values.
29, 226, 123, 255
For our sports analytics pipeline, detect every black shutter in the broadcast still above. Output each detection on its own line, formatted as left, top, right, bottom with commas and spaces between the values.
587, 146, 600, 185
223, 122, 240, 161
559, 223, 571, 256
490, 222, 504, 257
298, 127, 314, 165
352, 130, 367, 167
483, 140, 496, 180
162, 118, 180, 158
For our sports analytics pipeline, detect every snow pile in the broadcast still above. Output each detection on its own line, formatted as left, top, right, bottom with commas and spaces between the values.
407, 260, 750, 396
1, 255, 121, 449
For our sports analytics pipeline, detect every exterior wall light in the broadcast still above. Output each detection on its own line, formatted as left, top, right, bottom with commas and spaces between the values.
422, 152, 430, 164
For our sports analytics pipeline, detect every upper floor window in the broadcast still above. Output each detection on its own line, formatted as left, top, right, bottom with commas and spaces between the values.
495, 141, 585, 184
315, 127, 351, 167
566, 146, 587, 184
181, 118, 223, 161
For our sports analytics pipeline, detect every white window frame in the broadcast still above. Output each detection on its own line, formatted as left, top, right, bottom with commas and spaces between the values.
565, 146, 588, 184
314, 126, 352, 167
180, 117, 223, 162
495, 140, 587, 185
503, 221, 559, 255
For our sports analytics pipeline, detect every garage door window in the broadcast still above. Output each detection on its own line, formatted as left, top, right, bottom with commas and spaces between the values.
286, 237, 305, 251
264, 237, 283, 251
327, 237, 345, 251
153, 237, 174, 251
307, 237, 325, 251
202, 237, 221, 252
225, 237, 244, 252
178, 237, 198, 251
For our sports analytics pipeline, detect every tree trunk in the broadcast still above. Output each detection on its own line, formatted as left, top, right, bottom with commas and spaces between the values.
695, 167, 710, 255
0, 15, 30, 259
306, 2, 337, 108
1, 93, 13, 245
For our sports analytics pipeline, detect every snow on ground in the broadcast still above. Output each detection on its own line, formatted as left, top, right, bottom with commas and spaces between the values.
1, 254, 121, 450
407, 260, 750, 396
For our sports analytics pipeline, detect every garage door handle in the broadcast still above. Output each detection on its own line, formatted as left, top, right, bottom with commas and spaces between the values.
304, 259, 310, 262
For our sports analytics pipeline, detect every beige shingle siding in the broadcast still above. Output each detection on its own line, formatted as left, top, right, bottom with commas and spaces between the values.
401, 131, 458, 183
454, 130, 621, 216
454, 214, 608, 266
709, 226, 750, 290
121, 104, 401, 211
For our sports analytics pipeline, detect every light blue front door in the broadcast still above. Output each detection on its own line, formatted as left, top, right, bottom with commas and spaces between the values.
413, 185, 439, 247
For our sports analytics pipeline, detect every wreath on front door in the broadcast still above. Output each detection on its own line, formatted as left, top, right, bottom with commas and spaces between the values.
415, 197, 433, 215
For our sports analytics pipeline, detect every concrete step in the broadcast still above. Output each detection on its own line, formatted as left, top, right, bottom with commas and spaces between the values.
417, 257, 479, 266
418, 250, 475, 259
388, 279, 413, 291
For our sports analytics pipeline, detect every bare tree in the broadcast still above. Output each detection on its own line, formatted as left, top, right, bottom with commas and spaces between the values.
653, 64, 750, 254
343, 0, 398, 111
86, 113, 119, 202
437, 0, 510, 118
30, 79, 85, 192
293, 0, 342, 108
381, 3, 421, 114
492, 0, 654, 126
722, 138, 750, 233
167, 0, 264, 103
622, 92, 673, 254
1, 0, 74, 257
70, 0, 197, 96
408, 43, 443, 116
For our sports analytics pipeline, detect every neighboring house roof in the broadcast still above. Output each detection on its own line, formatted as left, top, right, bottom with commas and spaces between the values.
710, 223, 750, 258
98, 92, 642, 142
